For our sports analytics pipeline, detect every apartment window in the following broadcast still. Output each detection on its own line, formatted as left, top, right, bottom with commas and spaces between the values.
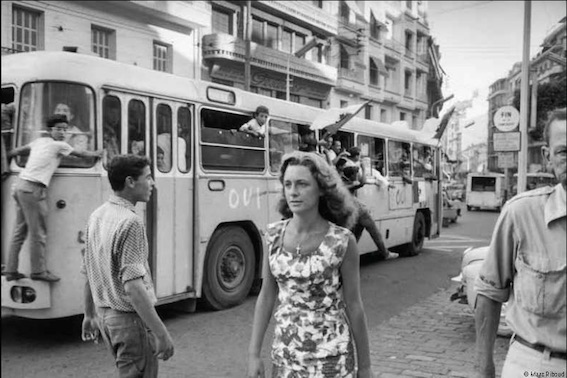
290, 94, 300, 103
312, 0, 323, 8
340, 100, 348, 108
251, 18, 263, 45
416, 72, 424, 96
400, 112, 406, 121
369, 58, 378, 86
12, 6, 41, 52
365, 104, 373, 120
282, 29, 292, 53
340, 45, 350, 69
212, 7, 233, 35
92, 26, 115, 59
405, 30, 413, 53
404, 70, 413, 95
153, 42, 171, 73
406, 1, 413, 10
267, 23, 278, 49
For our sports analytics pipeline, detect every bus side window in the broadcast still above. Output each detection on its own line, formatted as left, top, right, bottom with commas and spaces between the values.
268, 120, 300, 173
128, 99, 146, 156
156, 103, 172, 173
388, 140, 403, 176
178, 106, 191, 173
374, 138, 385, 175
102, 95, 121, 169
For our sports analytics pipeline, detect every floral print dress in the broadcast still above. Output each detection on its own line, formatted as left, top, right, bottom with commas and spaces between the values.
267, 219, 355, 378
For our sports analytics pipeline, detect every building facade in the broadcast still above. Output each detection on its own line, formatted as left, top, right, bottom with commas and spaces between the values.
2, 0, 444, 127
2, 1, 209, 78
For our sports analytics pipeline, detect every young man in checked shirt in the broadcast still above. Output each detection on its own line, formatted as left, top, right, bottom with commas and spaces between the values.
81, 155, 174, 377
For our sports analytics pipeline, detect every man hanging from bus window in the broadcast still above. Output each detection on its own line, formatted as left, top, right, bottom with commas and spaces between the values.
3, 114, 103, 282
336, 147, 399, 261
239, 105, 269, 138
81, 154, 175, 377
474, 108, 566, 377
53, 102, 89, 151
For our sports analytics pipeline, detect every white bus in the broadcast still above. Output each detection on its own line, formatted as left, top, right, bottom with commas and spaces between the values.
1, 52, 442, 318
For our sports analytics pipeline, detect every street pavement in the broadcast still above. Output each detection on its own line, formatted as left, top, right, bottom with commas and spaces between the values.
368, 283, 509, 378
2, 210, 506, 377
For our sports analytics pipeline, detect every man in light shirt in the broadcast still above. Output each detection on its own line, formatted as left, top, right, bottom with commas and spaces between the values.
475, 108, 566, 377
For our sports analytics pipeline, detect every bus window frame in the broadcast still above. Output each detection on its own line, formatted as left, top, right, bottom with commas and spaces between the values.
15, 80, 98, 169
2, 85, 17, 154
199, 106, 267, 174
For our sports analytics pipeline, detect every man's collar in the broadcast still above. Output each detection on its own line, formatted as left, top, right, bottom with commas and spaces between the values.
545, 184, 566, 225
108, 194, 136, 212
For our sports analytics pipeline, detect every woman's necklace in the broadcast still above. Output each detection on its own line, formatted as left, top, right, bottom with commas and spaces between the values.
293, 226, 328, 255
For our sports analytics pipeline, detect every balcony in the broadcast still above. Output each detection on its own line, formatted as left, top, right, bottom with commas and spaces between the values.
256, 1, 338, 36
202, 33, 337, 85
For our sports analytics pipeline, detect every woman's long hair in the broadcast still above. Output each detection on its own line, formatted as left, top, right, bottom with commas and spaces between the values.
277, 151, 358, 229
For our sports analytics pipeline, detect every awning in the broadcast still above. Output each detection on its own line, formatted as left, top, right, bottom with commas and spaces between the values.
367, 1, 388, 27
345, 0, 364, 18
370, 56, 388, 77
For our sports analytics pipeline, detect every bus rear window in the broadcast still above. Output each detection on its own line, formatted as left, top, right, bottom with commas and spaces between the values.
16, 82, 96, 168
471, 177, 496, 192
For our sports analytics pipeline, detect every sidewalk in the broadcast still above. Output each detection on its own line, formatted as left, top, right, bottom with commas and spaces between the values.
368, 283, 509, 378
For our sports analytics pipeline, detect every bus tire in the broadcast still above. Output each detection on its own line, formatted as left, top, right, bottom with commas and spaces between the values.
202, 226, 255, 310
399, 212, 426, 257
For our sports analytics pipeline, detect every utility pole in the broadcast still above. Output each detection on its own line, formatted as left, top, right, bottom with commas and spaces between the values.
530, 68, 538, 130
244, 1, 252, 92
518, 0, 531, 194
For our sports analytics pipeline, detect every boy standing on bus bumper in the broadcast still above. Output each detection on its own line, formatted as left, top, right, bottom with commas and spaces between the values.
4, 114, 102, 282
81, 155, 174, 378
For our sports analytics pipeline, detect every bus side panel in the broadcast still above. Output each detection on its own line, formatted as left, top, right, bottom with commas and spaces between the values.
2, 173, 103, 318
194, 176, 268, 297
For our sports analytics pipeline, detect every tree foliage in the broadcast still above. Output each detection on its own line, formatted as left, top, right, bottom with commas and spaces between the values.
512, 71, 566, 141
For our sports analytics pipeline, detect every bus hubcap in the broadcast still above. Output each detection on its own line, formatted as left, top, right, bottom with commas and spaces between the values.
219, 247, 245, 290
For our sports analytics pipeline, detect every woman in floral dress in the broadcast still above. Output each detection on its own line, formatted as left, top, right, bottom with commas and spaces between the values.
247, 151, 375, 378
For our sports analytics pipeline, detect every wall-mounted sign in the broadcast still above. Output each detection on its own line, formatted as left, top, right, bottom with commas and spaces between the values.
493, 106, 520, 132
494, 132, 521, 151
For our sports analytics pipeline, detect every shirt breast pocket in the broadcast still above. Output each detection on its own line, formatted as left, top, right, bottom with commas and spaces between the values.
515, 257, 566, 318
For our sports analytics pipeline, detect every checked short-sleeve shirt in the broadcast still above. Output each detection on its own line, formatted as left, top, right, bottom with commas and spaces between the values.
82, 195, 157, 312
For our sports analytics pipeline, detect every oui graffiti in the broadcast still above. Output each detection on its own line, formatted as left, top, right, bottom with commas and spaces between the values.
228, 187, 261, 209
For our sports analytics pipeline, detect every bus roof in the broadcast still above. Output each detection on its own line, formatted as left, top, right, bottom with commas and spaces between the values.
512, 172, 555, 178
467, 172, 506, 177
2, 51, 437, 146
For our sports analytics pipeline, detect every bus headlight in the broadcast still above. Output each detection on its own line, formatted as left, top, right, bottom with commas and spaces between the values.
10, 286, 37, 304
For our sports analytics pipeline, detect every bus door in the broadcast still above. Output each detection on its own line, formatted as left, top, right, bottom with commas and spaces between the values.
151, 99, 194, 299
100, 90, 153, 271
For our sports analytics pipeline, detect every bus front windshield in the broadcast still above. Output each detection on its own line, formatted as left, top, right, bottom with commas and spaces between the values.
17, 82, 96, 168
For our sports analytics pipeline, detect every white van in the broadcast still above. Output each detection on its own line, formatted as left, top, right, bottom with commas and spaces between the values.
466, 173, 506, 211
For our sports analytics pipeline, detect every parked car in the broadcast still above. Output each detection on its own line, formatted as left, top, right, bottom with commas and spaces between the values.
450, 246, 512, 337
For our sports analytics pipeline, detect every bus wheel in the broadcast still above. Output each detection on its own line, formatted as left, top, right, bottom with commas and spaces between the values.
202, 226, 255, 310
399, 212, 426, 257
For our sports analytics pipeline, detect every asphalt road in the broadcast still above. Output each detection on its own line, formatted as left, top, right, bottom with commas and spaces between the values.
1, 208, 500, 378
